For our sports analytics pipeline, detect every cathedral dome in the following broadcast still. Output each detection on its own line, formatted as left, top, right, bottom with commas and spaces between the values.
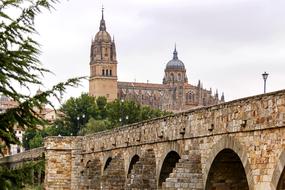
94, 8, 112, 43
95, 31, 111, 42
165, 47, 185, 70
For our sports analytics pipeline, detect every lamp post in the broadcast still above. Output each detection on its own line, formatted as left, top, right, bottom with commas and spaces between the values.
119, 99, 124, 125
77, 116, 80, 130
82, 114, 85, 124
77, 114, 85, 128
262, 72, 269, 94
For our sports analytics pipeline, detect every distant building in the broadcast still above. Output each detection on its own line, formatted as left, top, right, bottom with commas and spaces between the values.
0, 95, 23, 155
89, 9, 224, 112
0, 91, 61, 156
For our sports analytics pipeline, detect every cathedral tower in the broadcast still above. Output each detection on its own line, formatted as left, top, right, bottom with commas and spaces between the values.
163, 45, 188, 85
163, 46, 188, 110
89, 8, 118, 101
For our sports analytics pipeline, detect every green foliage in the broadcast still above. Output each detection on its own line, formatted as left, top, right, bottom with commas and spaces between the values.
0, 0, 83, 154
106, 99, 170, 127
77, 97, 171, 135
28, 133, 43, 149
44, 119, 70, 136
0, 160, 45, 190
78, 117, 111, 135
23, 128, 39, 150
59, 93, 98, 135
96, 96, 107, 119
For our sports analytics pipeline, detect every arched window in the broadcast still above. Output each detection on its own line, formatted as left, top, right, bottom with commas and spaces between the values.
178, 73, 181, 81
106, 69, 109, 76
170, 73, 174, 81
110, 70, 112, 76
102, 69, 105, 76
105, 48, 108, 57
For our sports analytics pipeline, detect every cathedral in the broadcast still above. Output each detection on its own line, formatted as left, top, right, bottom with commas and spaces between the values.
89, 9, 224, 112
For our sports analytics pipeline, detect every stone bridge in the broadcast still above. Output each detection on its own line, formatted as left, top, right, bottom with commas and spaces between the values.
44, 89, 285, 190
7, 90, 285, 190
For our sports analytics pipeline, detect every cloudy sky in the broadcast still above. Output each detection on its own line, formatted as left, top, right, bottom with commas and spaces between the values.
34, 0, 285, 103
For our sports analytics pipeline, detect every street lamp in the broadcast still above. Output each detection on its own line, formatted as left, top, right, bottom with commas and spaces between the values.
262, 72, 269, 94
77, 116, 80, 129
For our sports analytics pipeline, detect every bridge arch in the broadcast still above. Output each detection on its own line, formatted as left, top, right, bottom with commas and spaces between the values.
125, 148, 156, 189
103, 157, 112, 171
83, 158, 101, 189
271, 150, 285, 189
158, 150, 181, 188
204, 136, 254, 190
124, 148, 142, 176
101, 153, 125, 189
128, 154, 140, 175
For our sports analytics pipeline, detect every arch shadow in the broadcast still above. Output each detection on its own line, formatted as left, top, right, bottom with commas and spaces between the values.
158, 150, 181, 187
103, 157, 112, 171
157, 142, 181, 174
128, 154, 140, 175
204, 136, 254, 190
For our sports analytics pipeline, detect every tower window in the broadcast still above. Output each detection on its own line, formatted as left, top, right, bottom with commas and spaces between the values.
110, 70, 112, 76
170, 73, 174, 81
106, 69, 109, 76
102, 69, 105, 76
178, 73, 181, 81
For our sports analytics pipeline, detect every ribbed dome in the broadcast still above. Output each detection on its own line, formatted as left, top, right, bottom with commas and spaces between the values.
95, 31, 112, 42
165, 47, 185, 70
94, 8, 112, 43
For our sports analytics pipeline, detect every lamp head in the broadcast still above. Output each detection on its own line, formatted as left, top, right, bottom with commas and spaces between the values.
262, 72, 269, 80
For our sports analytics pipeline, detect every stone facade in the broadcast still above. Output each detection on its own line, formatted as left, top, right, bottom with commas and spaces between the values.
39, 89, 285, 190
89, 9, 224, 112
89, 9, 118, 102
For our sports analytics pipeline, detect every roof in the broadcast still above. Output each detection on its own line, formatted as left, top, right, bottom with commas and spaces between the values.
165, 46, 185, 71
118, 81, 166, 90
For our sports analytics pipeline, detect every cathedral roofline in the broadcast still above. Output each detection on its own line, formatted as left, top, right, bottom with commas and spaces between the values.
118, 81, 166, 89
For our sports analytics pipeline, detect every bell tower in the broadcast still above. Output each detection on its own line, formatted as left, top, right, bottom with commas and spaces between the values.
89, 8, 118, 101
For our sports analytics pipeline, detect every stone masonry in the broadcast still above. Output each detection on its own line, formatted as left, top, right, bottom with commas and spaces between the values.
3, 89, 285, 189
42, 89, 285, 189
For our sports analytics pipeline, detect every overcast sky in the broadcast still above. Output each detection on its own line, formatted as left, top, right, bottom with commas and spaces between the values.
34, 0, 285, 103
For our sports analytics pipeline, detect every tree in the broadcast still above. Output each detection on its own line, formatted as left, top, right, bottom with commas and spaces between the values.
78, 117, 111, 135
28, 132, 43, 149
0, 0, 82, 155
96, 96, 107, 119
60, 93, 98, 135
106, 99, 170, 127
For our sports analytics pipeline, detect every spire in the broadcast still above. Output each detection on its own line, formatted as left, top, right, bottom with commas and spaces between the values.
102, 5, 104, 20
215, 89, 219, 98
221, 92, 225, 102
173, 43, 178, 60
197, 80, 201, 88
99, 6, 106, 31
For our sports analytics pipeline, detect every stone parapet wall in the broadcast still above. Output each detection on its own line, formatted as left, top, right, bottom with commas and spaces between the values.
82, 89, 285, 153
0, 147, 45, 168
